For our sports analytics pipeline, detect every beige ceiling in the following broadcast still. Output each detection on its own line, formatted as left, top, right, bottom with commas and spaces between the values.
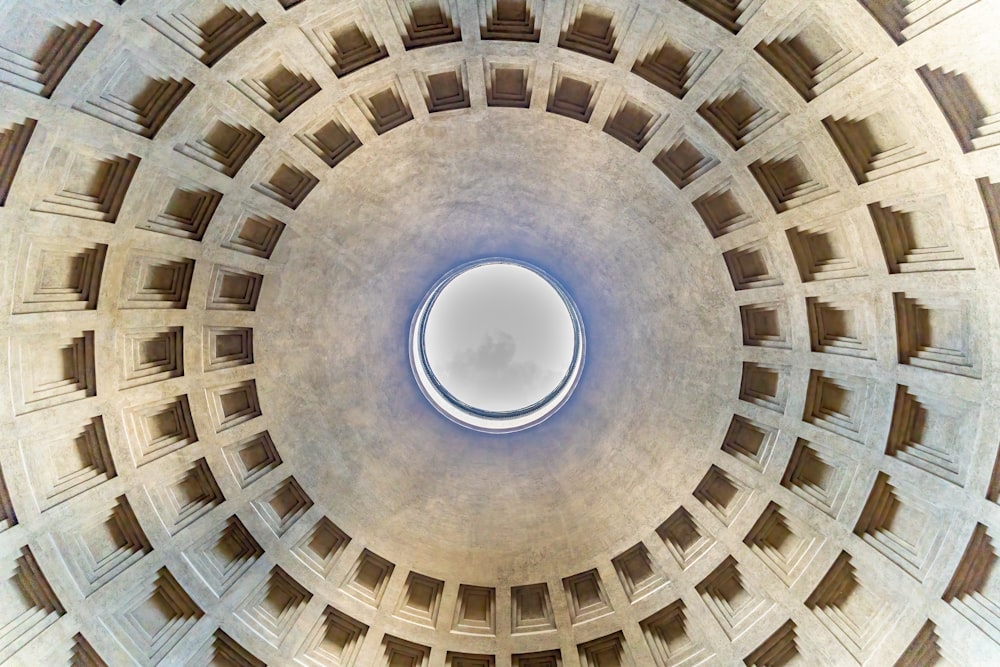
0, 0, 999, 665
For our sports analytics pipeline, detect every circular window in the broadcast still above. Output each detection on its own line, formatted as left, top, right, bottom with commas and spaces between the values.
410, 258, 585, 433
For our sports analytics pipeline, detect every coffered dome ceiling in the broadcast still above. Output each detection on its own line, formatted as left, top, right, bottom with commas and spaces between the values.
1, 0, 999, 665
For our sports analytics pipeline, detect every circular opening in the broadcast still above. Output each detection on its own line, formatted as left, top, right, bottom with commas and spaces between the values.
411, 258, 585, 433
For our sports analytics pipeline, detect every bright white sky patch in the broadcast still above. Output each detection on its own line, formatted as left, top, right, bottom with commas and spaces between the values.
423, 262, 575, 413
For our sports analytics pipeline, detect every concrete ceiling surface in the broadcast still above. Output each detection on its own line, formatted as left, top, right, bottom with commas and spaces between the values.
0, 0, 999, 665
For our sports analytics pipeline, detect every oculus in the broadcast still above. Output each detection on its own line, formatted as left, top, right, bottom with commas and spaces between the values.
410, 258, 585, 433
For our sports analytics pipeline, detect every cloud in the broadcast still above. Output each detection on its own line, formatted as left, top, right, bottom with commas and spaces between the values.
443, 329, 560, 411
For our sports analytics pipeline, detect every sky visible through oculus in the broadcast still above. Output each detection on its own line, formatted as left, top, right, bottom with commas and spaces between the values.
423, 262, 575, 413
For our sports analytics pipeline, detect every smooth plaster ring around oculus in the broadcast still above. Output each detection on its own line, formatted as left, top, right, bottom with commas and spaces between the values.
410, 258, 586, 434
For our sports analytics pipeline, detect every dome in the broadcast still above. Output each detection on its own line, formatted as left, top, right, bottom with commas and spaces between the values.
0, 0, 998, 664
